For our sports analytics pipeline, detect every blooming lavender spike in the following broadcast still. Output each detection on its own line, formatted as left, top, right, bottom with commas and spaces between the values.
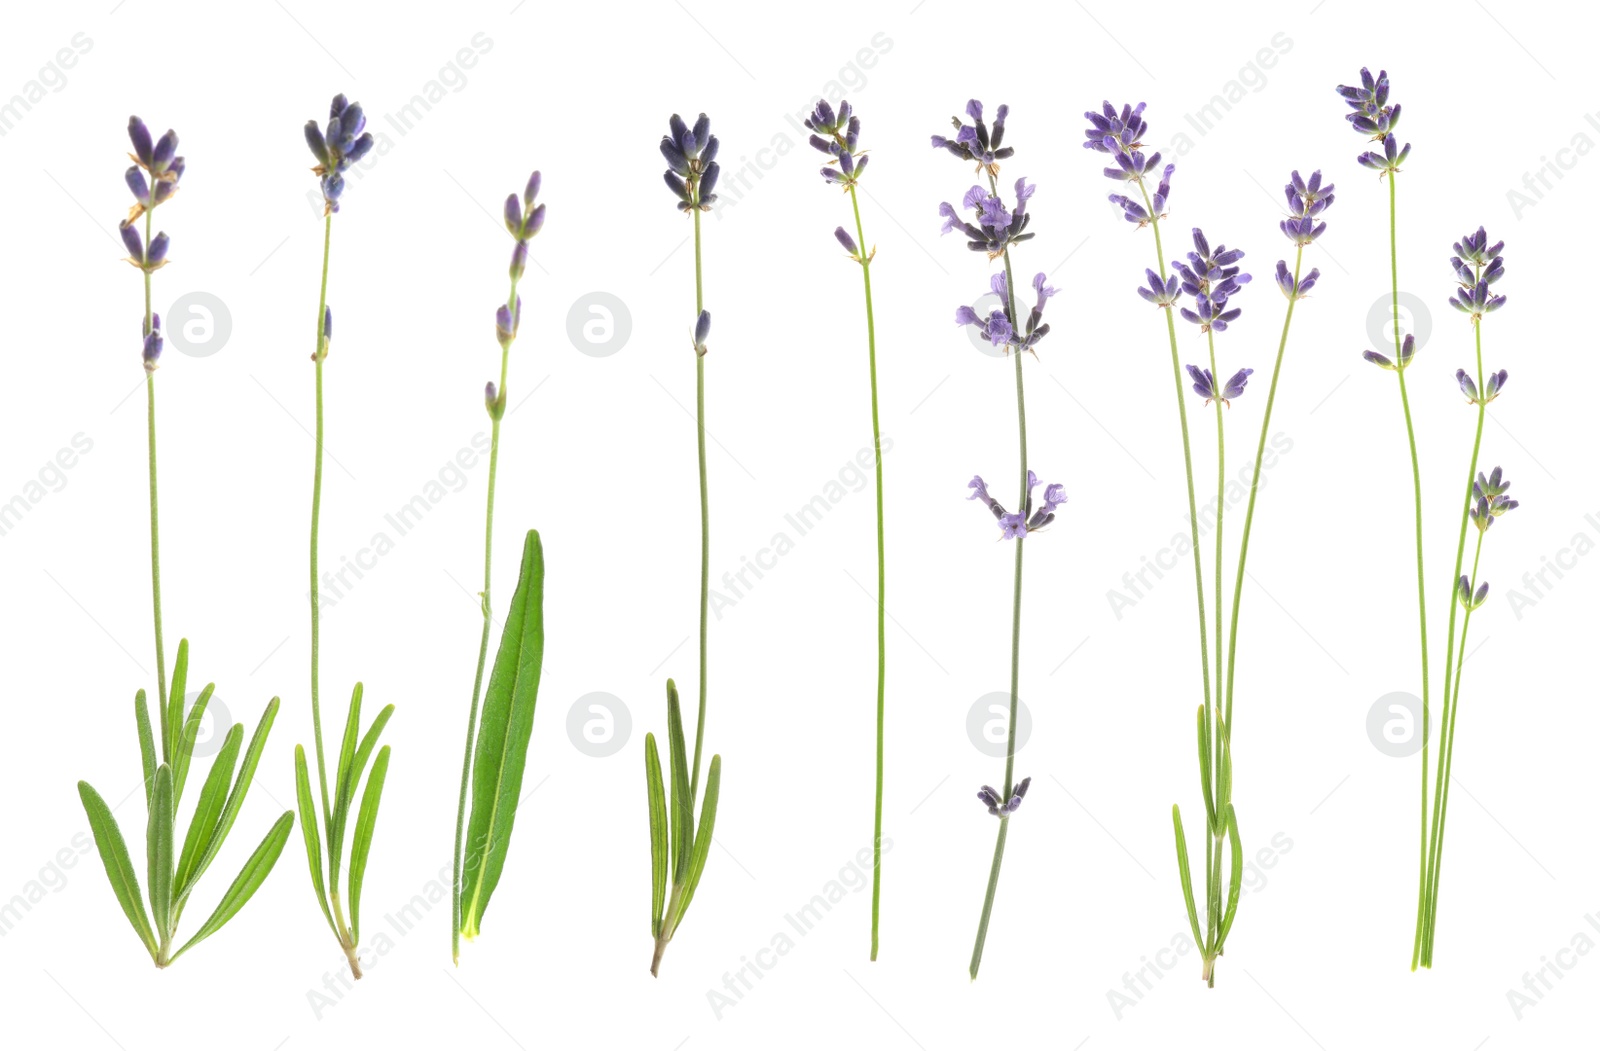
305, 94, 376, 214
662, 113, 720, 212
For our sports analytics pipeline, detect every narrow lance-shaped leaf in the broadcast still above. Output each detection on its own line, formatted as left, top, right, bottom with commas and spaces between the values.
176, 697, 279, 906
1216, 804, 1245, 950
170, 682, 213, 808
77, 780, 157, 959
294, 744, 335, 935
347, 744, 391, 947
1172, 804, 1205, 954
666, 679, 693, 885
645, 733, 668, 939
669, 753, 720, 936
332, 698, 393, 878
461, 529, 546, 938
330, 681, 364, 863
147, 764, 175, 941
173, 723, 242, 903
135, 690, 156, 808
1195, 705, 1216, 833
169, 810, 294, 962
165, 638, 190, 764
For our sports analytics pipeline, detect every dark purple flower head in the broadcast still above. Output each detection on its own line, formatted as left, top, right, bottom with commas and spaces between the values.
662, 112, 720, 213
305, 94, 375, 215
808, 98, 869, 188
967, 470, 1064, 539
978, 776, 1032, 817
1280, 169, 1334, 245
1336, 68, 1402, 140
1173, 229, 1251, 332
1188, 365, 1254, 407
937, 177, 1036, 257
931, 99, 1013, 173
1083, 102, 1174, 224
1274, 260, 1320, 300
125, 116, 184, 224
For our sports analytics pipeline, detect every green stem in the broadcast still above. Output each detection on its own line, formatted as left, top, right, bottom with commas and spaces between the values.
1423, 530, 1484, 966
309, 214, 334, 837
1224, 245, 1303, 733
846, 186, 887, 963
1421, 315, 1488, 966
689, 203, 709, 803
1205, 327, 1225, 812
452, 272, 520, 964
143, 206, 169, 750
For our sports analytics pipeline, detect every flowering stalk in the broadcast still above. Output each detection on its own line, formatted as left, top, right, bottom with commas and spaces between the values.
294, 93, 393, 980
648, 113, 724, 976
804, 98, 888, 960
452, 173, 547, 964
934, 100, 1064, 979
78, 117, 293, 970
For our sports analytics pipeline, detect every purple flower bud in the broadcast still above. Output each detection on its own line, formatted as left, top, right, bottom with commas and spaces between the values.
504, 194, 522, 235
120, 221, 143, 261
1363, 349, 1396, 370
509, 240, 528, 280
835, 226, 859, 255
128, 116, 154, 167
323, 306, 332, 342
694, 309, 711, 349
125, 166, 151, 206
146, 232, 169, 266
524, 170, 541, 206
151, 129, 178, 173
1456, 368, 1479, 403
496, 295, 522, 347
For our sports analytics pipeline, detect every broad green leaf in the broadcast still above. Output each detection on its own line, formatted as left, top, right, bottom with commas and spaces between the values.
1172, 804, 1204, 954
461, 529, 545, 938
294, 744, 335, 935
670, 753, 720, 935
666, 679, 693, 884
147, 764, 174, 940
170, 683, 213, 808
134, 690, 156, 809
166, 638, 190, 764
1216, 804, 1244, 950
77, 780, 157, 959
645, 733, 668, 939
347, 745, 390, 946
170, 810, 294, 963
1195, 706, 1216, 833
177, 697, 279, 906
174, 724, 242, 899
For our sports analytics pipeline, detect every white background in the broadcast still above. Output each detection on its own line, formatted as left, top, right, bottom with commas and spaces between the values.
1, 1, 1593, 1048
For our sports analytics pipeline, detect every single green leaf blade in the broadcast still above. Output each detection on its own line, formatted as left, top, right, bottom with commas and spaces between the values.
331, 682, 364, 856
170, 683, 213, 808
294, 744, 335, 935
645, 733, 667, 939
166, 638, 190, 764
347, 744, 390, 947
77, 780, 157, 959
174, 724, 243, 898
461, 529, 546, 938
147, 764, 174, 940
178, 697, 279, 905
134, 690, 156, 809
670, 753, 720, 935
1172, 804, 1205, 953
1217, 804, 1245, 950
171, 810, 294, 962
1195, 705, 1217, 833
332, 698, 392, 876
666, 679, 692, 885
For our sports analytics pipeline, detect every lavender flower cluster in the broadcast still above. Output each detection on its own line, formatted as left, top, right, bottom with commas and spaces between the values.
978, 776, 1031, 817
1336, 68, 1410, 176
661, 113, 720, 213
967, 472, 1065, 541
304, 94, 375, 214
120, 116, 184, 372
1084, 101, 1175, 227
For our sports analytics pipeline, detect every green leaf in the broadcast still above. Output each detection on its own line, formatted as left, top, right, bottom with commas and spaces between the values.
170, 810, 294, 963
645, 733, 667, 939
147, 764, 175, 941
670, 753, 720, 935
134, 690, 156, 809
176, 697, 279, 906
77, 780, 157, 959
174, 724, 243, 901
666, 679, 693, 885
331, 697, 393, 878
347, 744, 390, 947
1172, 804, 1204, 954
166, 638, 190, 764
461, 529, 546, 938
294, 744, 335, 936
1195, 705, 1216, 833
332, 683, 364, 839
1216, 804, 1245, 950
170, 682, 213, 808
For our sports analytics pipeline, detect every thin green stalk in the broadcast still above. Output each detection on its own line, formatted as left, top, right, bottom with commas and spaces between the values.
846, 186, 887, 962
1205, 327, 1225, 810
309, 214, 334, 831
143, 206, 169, 749
970, 195, 1026, 979
690, 204, 709, 803
1224, 245, 1304, 731
1423, 531, 1484, 965
451, 271, 520, 964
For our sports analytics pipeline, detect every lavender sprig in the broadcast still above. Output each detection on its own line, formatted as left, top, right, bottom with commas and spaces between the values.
293, 93, 395, 981
936, 99, 1062, 980
805, 98, 890, 960
78, 117, 294, 970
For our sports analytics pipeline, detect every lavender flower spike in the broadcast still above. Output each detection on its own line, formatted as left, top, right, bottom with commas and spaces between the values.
304, 94, 375, 214
1188, 365, 1254, 407
931, 99, 1013, 173
662, 113, 721, 213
